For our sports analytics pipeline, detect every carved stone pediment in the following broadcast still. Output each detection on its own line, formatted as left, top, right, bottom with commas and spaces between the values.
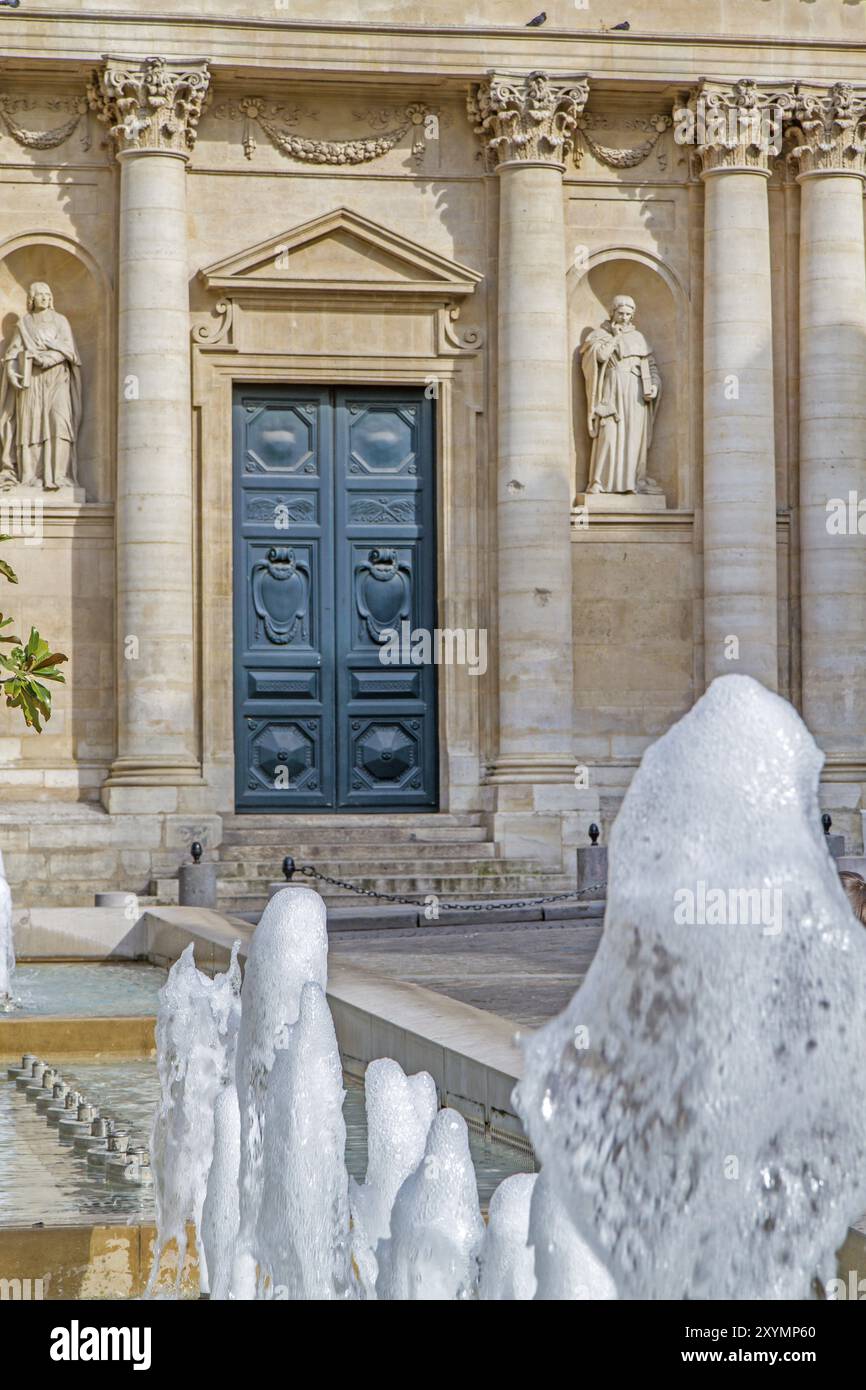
197, 207, 483, 302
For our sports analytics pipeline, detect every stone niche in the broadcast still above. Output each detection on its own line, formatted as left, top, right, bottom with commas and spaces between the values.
569, 252, 688, 509
0, 238, 109, 503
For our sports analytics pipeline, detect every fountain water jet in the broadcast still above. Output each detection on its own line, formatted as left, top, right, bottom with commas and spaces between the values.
201, 1082, 240, 1302
256, 982, 353, 1300
231, 885, 328, 1299
349, 1057, 437, 1298
516, 674, 866, 1300
375, 1107, 484, 1301
478, 1172, 538, 1301
528, 1170, 617, 1300
146, 941, 241, 1296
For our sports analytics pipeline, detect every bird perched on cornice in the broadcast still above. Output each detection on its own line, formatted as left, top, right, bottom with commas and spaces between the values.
612, 20, 630, 29
0, 1, 22, 9
526, 11, 547, 25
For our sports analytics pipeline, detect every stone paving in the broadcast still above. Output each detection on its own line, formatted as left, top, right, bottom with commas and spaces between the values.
329, 917, 604, 1031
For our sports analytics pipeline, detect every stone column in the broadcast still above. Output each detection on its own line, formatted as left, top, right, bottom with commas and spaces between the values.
89, 59, 210, 812
791, 83, 866, 793
693, 80, 784, 690
468, 73, 591, 862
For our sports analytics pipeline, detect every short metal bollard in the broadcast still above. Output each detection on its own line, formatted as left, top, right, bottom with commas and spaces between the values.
268, 854, 297, 901
822, 813, 845, 860
577, 823, 608, 898
179, 840, 217, 909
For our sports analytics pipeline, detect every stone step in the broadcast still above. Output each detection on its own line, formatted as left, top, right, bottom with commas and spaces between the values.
220, 824, 490, 846
216, 845, 511, 878
221, 811, 484, 830
215, 834, 494, 856
217, 870, 573, 899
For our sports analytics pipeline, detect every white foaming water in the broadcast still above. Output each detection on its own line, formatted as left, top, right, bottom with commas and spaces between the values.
517, 675, 866, 1300
478, 1172, 538, 1301
528, 1170, 617, 1300
376, 1107, 484, 1301
256, 982, 354, 1300
0, 850, 15, 1010
231, 886, 328, 1299
201, 1082, 241, 1302
349, 1058, 437, 1298
147, 941, 241, 1296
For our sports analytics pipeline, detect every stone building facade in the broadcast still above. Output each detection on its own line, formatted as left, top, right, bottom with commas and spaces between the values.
1, 0, 866, 908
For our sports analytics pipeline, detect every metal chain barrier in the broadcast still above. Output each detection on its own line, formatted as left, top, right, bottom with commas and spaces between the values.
294, 861, 605, 913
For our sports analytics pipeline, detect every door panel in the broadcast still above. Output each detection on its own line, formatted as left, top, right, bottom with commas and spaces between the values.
233, 386, 437, 811
335, 390, 437, 808
233, 387, 334, 810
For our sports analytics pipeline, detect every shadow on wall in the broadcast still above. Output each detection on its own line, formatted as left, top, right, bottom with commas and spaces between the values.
569, 254, 684, 506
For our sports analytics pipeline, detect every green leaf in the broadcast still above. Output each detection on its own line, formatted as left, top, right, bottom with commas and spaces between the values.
0, 572, 68, 728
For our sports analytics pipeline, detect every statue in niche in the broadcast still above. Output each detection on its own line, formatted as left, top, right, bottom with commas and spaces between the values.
580, 294, 662, 495
0, 282, 82, 491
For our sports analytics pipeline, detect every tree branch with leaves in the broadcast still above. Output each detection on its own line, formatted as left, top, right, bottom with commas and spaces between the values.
0, 536, 67, 732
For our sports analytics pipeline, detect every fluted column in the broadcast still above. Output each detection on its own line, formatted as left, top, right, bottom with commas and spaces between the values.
693, 80, 784, 690
89, 59, 210, 811
468, 73, 586, 793
791, 83, 866, 776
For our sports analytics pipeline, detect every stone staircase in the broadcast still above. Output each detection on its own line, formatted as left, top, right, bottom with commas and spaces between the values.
215, 812, 575, 916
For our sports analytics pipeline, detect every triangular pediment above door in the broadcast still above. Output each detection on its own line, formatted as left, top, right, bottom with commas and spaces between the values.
197, 207, 483, 300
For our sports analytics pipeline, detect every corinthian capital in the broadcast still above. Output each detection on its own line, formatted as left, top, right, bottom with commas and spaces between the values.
467, 70, 589, 169
88, 57, 211, 157
789, 82, 866, 176
681, 78, 795, 175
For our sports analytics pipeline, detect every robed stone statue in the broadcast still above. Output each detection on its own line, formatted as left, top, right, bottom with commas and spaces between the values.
0, 282, 82, 491
580, 294, 662, 495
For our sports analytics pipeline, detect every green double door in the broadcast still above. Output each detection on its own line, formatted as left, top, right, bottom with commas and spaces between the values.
233, 385, 438, 811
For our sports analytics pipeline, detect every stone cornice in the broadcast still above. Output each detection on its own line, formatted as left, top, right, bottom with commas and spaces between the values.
789, 81, 866, 177
87, 57, 211, 157
467, 71, 589, 169
681, 78, 795, 175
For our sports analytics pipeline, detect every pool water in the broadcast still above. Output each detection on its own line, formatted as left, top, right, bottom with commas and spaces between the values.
0, 1059, 160, 1228
9, 963, 168, 1017
1, 1061, 533, 1228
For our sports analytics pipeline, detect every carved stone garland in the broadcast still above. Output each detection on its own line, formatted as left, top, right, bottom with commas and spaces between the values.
233, 97, 429, 166
211, 98, 313, 159
0, 94, 90, 150
575, 112, 673, 168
